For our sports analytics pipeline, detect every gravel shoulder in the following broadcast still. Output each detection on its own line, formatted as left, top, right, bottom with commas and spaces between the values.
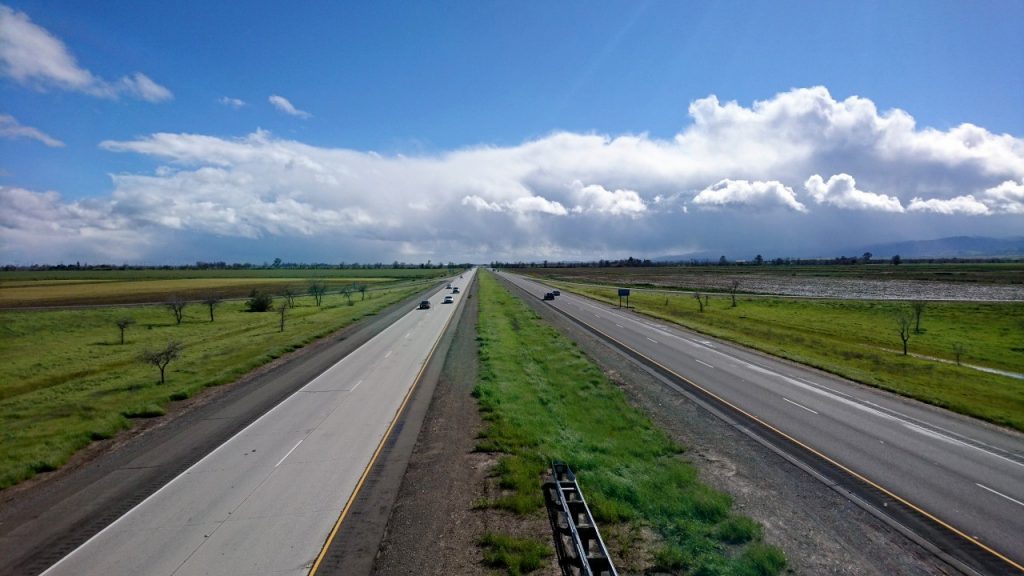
374, 274, 953, 575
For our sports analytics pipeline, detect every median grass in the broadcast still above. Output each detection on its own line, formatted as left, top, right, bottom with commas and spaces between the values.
474, 271, 785, 575
554, 283, 1024, 432
0, 284, 425, 490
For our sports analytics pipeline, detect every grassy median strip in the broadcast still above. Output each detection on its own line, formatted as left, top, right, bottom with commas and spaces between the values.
0, 285, 423, 490
557, 284, 1024, 432
474, 272, 785, 575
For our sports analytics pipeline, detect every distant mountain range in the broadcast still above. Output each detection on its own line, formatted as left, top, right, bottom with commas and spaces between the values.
653, 236, 1024, 262
849, 236, 1024, 259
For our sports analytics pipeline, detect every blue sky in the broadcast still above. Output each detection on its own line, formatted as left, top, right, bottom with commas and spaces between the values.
2, 1, 1023, 264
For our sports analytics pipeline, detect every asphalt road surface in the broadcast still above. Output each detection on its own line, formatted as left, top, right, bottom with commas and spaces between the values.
500, 271, 1024, 575
39, 269, 476, 576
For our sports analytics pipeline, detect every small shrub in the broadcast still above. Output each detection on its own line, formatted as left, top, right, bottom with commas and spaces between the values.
714, 515, 761, 544
736, 543, 787, 576
245, 290, 274, 312
479, 532, 551, 576
652, 544, 689, 571
121, 405, 166, 418
169, 391, 189, 401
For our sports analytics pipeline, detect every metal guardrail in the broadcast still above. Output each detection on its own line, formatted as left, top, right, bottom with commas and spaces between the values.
543, 462, 618, 576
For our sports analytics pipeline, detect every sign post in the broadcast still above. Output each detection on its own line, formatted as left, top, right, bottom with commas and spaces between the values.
618, 288, 630, 308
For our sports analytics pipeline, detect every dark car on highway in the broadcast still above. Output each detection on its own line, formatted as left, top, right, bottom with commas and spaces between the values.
418, 300, 431, 309
543, 292, 555, 300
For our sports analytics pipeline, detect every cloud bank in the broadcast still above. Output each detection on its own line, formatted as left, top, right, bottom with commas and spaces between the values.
2, 87, 1022, 263
0, 4, 172, 102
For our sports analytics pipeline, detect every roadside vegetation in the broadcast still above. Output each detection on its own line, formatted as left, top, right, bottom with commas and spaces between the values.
545, 282, 1024, 432
474, 271, 785, 575
0, 282, 429, 490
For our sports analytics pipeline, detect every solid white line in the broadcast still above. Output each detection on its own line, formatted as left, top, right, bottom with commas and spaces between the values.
275, 440, 303, 468
646, 337, 658, 344
783, 397, 819, 415
696, 359, 714, 369
351, 379, 364, 392
384, 350, 392, 359
976, 483, 1024, 508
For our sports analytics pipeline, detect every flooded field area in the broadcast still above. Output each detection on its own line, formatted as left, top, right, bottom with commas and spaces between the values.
523, 265, 1024, 302
621, 273, 1024, 301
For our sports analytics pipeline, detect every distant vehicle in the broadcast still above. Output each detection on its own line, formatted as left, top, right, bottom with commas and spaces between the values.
543, 292, 555, 300
452, 287, 460, 294
443, 295, 454, 304
446, 283, 452, 289
552, 290, 560, 296
418, 300, 431, 309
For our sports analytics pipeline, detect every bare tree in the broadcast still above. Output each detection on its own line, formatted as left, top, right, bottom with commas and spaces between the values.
952, 342, 967, 366
357, 284, 367, 300
895, 310, 913, 355
202, 294, 222, 322
279, 301, 288, 332
283, 286, 297, 307
166, 296, 187, 325
694, 291, 705, 313
910, 301, 926, 334
729, 280, 740, 308
115, 317, 135, 345
340, 284, 354, 305
139, 340, 183, 384
308, 280, 328, 307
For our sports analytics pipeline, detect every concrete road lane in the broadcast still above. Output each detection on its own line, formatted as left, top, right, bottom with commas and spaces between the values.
41, 270, 476, 576
500, 271, 1024, 573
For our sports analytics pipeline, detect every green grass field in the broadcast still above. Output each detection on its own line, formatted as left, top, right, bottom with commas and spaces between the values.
550, 283, 1024, 432
0, 283, 429, 490
474, 271, 785, 575
0, 268, 448, 307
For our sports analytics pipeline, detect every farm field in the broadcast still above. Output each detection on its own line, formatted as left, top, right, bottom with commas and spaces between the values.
519, 263, 1024, 301
526, 273, 1024, 432
0, 281, 431, 490
474, 271, 785, 574
0, 268, 449, 308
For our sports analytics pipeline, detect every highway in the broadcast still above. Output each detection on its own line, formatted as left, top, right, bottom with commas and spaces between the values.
40, 269, 476, 576
499, 271, 1024, 575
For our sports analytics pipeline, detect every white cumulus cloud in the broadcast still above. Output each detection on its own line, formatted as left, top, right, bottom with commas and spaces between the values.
980, 179, 1024, 214
219, 96, 245, 108
907, 195, 990, 215
0, 5, 172, 102
269, 95, 311, 118
569, 181, 646, 216
3, 86, 1023, 264
0, 113, 63, 147
805, 173, 904, 212
693, 179, 807, 212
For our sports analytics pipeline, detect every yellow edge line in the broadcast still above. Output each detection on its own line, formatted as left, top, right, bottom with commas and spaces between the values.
308, 276, 469, 576
555, 293, 1024, 573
